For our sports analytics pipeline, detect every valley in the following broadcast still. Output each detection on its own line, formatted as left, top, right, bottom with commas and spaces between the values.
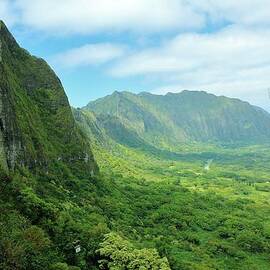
75, 102, 270, 269
85, 132, 270, 269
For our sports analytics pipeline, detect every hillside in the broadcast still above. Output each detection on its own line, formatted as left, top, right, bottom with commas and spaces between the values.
84, 90, 270, 147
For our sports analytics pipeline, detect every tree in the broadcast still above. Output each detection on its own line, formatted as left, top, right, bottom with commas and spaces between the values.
97, 232, 171, 270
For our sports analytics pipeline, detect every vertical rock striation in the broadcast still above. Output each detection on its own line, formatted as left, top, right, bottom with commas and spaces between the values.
0, 21, 23, 170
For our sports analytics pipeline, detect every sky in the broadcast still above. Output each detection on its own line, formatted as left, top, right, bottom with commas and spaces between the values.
1, 0, 270, 110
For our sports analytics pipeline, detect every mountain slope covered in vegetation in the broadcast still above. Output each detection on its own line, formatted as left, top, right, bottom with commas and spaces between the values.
74, 91, 270, 270
0, 20, 97, 173
85, 90, 270, 148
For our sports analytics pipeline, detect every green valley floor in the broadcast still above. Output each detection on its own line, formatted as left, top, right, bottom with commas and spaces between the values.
92, 141, 270, 269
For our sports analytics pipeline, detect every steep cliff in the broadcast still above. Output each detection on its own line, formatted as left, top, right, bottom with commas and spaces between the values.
0, 20, 97, 173
0, 21, 105, 270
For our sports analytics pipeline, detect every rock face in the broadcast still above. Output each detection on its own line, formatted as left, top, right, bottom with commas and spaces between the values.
0, 21, 97, 173
84, 90, 270, 146
0, 21, 23, 170
0, 86, 22, 170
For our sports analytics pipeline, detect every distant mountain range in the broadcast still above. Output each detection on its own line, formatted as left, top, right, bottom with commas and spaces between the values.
77, 90, 270, 149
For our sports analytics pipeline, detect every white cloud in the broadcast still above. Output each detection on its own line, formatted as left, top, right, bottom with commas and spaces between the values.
109, 25, 270, 109
53, 43, 125, 68
111, 26, 270, 77
11, 0, 204, 34
192, 0, 270, 27
3, 0, 270, 35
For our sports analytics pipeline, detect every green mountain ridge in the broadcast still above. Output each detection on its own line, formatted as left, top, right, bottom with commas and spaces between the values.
84, 90, 270, 148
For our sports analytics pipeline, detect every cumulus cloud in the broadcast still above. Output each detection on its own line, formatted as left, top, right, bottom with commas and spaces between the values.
192, 0, 270, 27
53, 43, 126, 68
2, 0, 270, 35
10, 0, 204, 34
111, 26, 270, 76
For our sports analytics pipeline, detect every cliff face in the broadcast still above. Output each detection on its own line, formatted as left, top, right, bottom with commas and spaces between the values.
0, 21, 97, 173
0, 21, 23, 170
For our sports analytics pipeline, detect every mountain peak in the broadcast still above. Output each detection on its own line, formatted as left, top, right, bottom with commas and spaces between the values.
0, 20, 19, 55
112, 90, 134, 96
0, 20, 5, 28
0, 20, 12, 36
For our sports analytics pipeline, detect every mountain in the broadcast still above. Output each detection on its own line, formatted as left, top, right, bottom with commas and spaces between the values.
0, 20, 104, 270
0, 20, 97, 173
83, 90, 270, 147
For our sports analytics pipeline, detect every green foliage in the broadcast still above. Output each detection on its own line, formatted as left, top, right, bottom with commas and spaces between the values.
0, 20, 97, 174
0, 210, 56, 270
236, 231, 269, 253
50, 262, 70, 270
97, 232, 171, 270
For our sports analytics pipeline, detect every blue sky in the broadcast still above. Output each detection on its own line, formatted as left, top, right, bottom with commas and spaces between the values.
1, 0, 270, 110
